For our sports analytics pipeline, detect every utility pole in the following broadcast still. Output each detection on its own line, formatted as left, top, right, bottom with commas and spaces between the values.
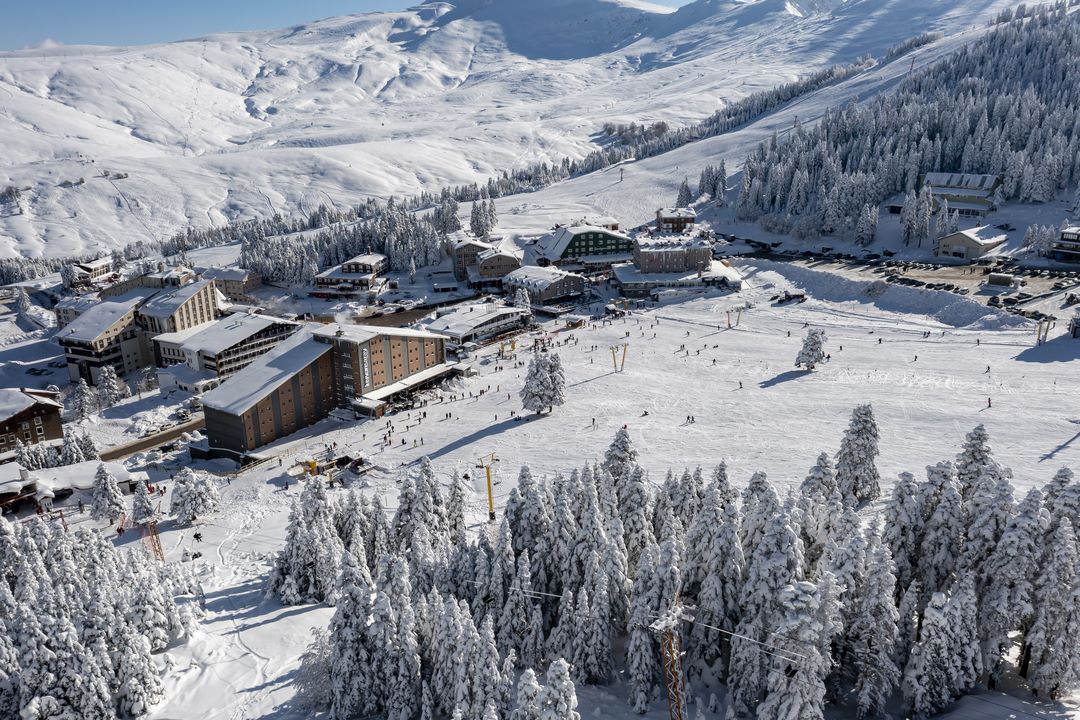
476, 452, 499, 521
650, 601, 691, 720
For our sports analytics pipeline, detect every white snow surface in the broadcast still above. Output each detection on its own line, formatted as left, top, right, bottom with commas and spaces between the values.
0, 0, 1020, 258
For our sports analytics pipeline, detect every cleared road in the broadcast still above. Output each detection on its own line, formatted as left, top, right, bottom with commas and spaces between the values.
98, 414, 205, 461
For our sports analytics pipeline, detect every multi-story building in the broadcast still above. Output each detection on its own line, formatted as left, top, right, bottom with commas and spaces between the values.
154, 312, 300, 392
58, 295, 147, 384
1051, 226, 1080, 263
198, 267, 262, 300
503, 266, 585, 305
655, 208, 697, 234
136, 280, 219, 335
534, 225, 634, 270
633, 236, 712, 273
452, 235, 496, 280
201, 324, 453, 455
0, 388, 63, 461
313, 253, 388, 295
64, 257, 114, 288
468, 246, 522, 289
53, 295, 99, 329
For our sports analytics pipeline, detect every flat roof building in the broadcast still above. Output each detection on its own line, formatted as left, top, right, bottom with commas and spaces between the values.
198, 267, 262, 300
634, 236, 712, 274
1051, 226, 1080, 264
426, 304, 531, 344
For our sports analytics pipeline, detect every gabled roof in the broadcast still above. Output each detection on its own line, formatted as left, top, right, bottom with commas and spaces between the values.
940, 226, 1008, 247
924, 173, 1000, 191
201, 328, 332, 415
311, 323, 446, 344
0, 388, 62, 421
504, 265, 581, 291
657, 207, 697, 219
535, 225, 630, 260
199, 266, 255, 282
181, 314, 299, 356
343, 253, 387, 266
139, 280, 212, 318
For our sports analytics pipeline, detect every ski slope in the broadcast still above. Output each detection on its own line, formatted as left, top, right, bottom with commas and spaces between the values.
0, 0, 1020, 258
111, 258, 1079, 719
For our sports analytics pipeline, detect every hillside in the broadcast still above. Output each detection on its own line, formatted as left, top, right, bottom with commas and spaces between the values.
0, 0, 1019, 259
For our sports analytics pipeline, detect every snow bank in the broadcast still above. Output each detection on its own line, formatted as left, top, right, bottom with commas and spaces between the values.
739, 259, 1030, 330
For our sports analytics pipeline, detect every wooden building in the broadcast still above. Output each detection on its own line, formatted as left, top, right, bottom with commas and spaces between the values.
0, 388, 63, 461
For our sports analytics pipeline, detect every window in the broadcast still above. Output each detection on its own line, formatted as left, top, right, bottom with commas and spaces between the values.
20, 422, 29, 430
35, 427, 44, 436
33, 416, 42, 426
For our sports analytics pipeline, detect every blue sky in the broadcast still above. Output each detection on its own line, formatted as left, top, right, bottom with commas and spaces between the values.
1, 0, 687, 50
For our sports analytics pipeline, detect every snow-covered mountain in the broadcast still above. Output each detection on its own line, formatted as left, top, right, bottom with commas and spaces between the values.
0, 0, 1018, 258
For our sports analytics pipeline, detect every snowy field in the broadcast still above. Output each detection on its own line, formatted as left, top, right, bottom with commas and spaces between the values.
51, 260, 1074, 720
0, 0, 1022, 258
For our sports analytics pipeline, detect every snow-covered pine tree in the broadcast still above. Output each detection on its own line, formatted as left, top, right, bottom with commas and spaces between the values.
739, 471, 779, 560
627, 543, 660, 713
882, 472, 923, 597
756, 581, 830, 720
728, 504, 804, 717
510, 668, 543, 720
59, 429, 85, 467
520, 354, 552, 416
917, 464, 963, 595
850, 526, 901, 719
169, 468, 221, 526
71, 378, 98, 420
540, 658, 581, 720
330, 549, 375, 718
795, 328, 827, 370
131, 480, 156, 525
676, 178, 693, 208
78, 430, 99, 460
835, 404, 881, 506
514, 287, 532, 311
798, 452, 837, 575
1024, 517, 1079, 698
955, 424, 995, 500
97, 365, 129, 409
114, 622, 164, 718
979, 487, 1049, 684
622, 466, 654, 573
946, 574, 982, 696
90, 463, 125, 523
270, 479, 343, 605
903, 591, 956, 718
546, 353, 566, 413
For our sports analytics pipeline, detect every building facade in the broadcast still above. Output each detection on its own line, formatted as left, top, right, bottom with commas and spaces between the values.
535, 225, 634, 269
426, 305, 531, 344
199, 267, 262, 300
655, 208, 697, 234
503, 266, 586, 304
58, 298, 146, 384
0, 389, 63, 460
314, 253, 388, 294
934, 227, 1007, 260
1052, 226, 1080, 263
136, 280, 219, 335
452, 236, 495, 279
633, 236, 712, 273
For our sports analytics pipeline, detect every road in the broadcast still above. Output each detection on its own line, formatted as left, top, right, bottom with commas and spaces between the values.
98, 414, 205, 461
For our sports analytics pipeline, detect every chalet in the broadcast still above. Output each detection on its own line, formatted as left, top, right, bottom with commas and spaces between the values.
0, 389, 63, 461
634, 236, 712, 274
655, 208, 697, 234
469, 246, 523, 289
314, 253, 388, 295
1051, 226, 1080, 263
64, 257, 114, 288
452, 235, 496, 280
923, 173, 1002, 218
934, 226, 1008, 260
534, 225, 634, 270
503, 266, 585, 305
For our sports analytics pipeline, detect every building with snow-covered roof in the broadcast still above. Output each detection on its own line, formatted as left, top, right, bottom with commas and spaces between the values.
1051, 226, 1080, 264
0, 388, 63, 461
0, 460, 134, 510
656, 208, 697, 234
922, 172, 1002, 218
313, 253, 388, 296
154, 312, 301, 392
201, 323, 453, 455
63, 257, 114, 288
468, 245, 523, 289
585, 215, 620, 231
452, 235, 496, 279
612, 260, 743, 299
534, 225, 633, 270
53, 295, 100, 329
503, 266, 585, 305
634, 236, 712, 274
198, 267, 262, 300
137, 280, 219, 334
58, 296, 147, 384
426, 303, 531, 344
934, 226, 1008, 260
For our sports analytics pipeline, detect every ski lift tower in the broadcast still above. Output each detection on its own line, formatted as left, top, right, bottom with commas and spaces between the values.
650, 601, 692, 720
476, 452, 500, 522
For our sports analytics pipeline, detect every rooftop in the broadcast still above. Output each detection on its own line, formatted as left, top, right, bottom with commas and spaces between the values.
0, 460, 130, 499
0, 388, 62, 421
201, 328, 333, 416
54, 295, 100, 312
426, 305, 529, 337
924, 172, 1000, 191
150, 321, 217, 347
585, 215, 619, 227
637, 236, 711, 251
612, 260, 743, 286
312, 323, 446, 344
139, 280, 213, 318
535, 224, 630, 260
199, 266, 255, 282
59, 296, 144, 342
657, 207, 697, 219
942, 226, 1009, 247
504, 265, 580, 290
180, 314, 299, 356
343, 253, 387, 266
74, 257, 113, 272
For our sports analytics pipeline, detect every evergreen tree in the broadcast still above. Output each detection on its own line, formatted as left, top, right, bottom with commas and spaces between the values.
627, 544, 660, 714
676, 177, 693, 208
71, 379, 98, 421
539, 658, 580, 720
97, 365, 130, 409
917, 465, 963, 595
520, 354, 552, 416
688, 480, 744, 670
850, 529, 901, 719
330, 550, 375, 718
902, 592, 956, 718
955, 424, 994, 499
90, 463, 125, 523
835, 404, 881, 506
169, 468, 221, 526
270, 479, 343, 605
114, 623, 164, 719
510, 669, 543, 720
131, 480, 156, 525
59, 429, 85, 467
882, 472, 923, 596
739, 471, 779, 559
757, 582, 830, 720
795, 328, 827, 370
1025, 518, 1079, 699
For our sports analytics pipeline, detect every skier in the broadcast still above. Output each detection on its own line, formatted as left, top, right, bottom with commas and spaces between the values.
78, 499, 84, 514
193, 532, 203, 543
987, 397, 992, 408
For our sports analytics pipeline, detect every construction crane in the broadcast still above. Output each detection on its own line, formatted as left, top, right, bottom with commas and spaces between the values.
475, 452, 499, 521
650, 601, 692, 720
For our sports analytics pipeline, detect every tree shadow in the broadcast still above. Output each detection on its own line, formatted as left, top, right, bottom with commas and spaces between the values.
758, 369, 807, 389
1014, 336, 1080, 364
422, 416, 542, 462
1041, 429, 1080, 463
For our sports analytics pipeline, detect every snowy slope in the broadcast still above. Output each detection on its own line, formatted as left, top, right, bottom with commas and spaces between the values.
0, 0, 1019, 258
